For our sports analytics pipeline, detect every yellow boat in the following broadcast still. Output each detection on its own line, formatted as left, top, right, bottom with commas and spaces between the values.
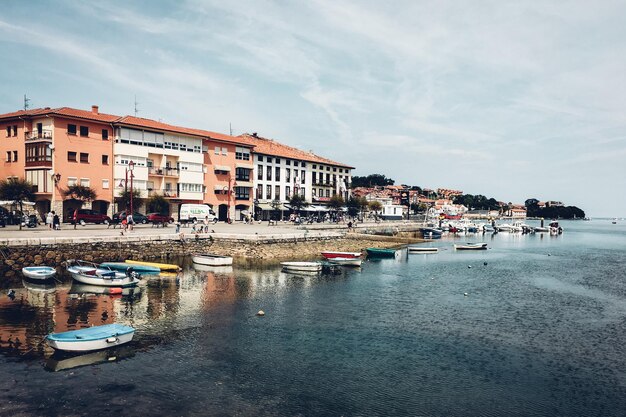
125, 260, 181, 271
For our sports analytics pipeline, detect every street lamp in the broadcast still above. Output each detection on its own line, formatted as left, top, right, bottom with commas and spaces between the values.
127, 160, 135, 215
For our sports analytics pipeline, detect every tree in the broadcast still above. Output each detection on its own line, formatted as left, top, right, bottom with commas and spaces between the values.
0, 178, 35, 230
62, 184, 97, 203
117, 188, 143, 211
351, 174, 395, 188
368, 200, 382, 215
288, 194, 309, 213
145, 194, 170, 214
346, 196, 362, 217
270, 199, 283, 220
328, 194, 345, 212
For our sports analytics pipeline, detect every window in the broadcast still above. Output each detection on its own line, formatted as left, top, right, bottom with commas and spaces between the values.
319, 188, 323, 196
5, 151, 11, 162
275, 158, 280, 164
234, 187, 250, 200
326, 189, 330, 198
286, 159, 290, 165
257, 165, 263, 180
235, 147, 250, 160
312, 188, 316, 197
12, 151, 17, 162
102, 129, 109, 140
102, 179, 109, 189
266, 165, 272, 181
275, 166, 280, 181
221, 147, 227, 155
68, 151, 77, 162
301, 188, 305, 198
236, 167, 250, 181
258, 155, 263, 162
80, 178, 90, 187
286, 186, 291, 198
79, 126, 89, 137
266, 185, 272, 200
67, 177, 77, 186
313, 164, 316, 169
102, 155, 109, 165
286, 168, 291, 182
267, 157, 272, 163
275, 185, 280, 200
256, 185, 263, 200
301, 170, 305, 184
215, 146, 220, 155
5, 126, 10, 137
12, 125, 17, 136
80, 152, 89, 163
302, 162, 306, 168
68, 124, 77, 135
326, 166, 330, 171
333, 167, 337, 172
312, 172, 317, 184
326, 173, 330, 183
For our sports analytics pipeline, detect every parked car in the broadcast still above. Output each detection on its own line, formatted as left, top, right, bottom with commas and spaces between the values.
69, 209, 111, 225
112, 211, 149, 224
146, 213, 174, 224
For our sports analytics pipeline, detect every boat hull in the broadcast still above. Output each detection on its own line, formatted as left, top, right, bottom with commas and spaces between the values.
454, 243, 488, 250
408, 247, 439, 253
69, 268, 140, 287
280, 262, 322, 272
192, 254, 233, 266
328, 257, 362, 266
321, 251, 361, 259
46, 324, 135, 352
125, 260, 181, 271
100, 262, 161, 274
22, 267, 56, 281
366, 248, 397, 258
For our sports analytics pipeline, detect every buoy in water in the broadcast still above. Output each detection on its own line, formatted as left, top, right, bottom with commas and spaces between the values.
257, 310, 265, 317
484, 262, 488, 266
468, 265, 472, 269
464, 292, 469, 297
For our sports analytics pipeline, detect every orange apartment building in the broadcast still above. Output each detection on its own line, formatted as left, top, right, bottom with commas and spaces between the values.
0, 106, 115, 221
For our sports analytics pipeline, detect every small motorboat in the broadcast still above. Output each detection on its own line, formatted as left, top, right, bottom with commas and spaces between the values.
408, 246, 439, 253
366, 248, 398, 258
46, 323, 135, 352
192, 253, 233, 266
22, 266, 57, 281
125, 259, 181, 271
67, 260, 140, 287
99, 262, 160, 274
454, 243, 488, 250
280, 261, 322, 272
321, 251, 361, 259
328, 257, 362, 267
534, 226, 550, 233
420, 227, 443, 239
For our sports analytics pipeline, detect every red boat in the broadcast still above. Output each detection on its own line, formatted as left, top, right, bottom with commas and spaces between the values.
321, 251, 362, 259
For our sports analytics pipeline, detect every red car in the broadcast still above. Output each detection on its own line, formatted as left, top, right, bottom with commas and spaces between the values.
147, 213, 174, 224
69, 209, 111, 225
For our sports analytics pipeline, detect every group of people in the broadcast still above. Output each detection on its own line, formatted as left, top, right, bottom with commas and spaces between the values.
45, 211, 61, 230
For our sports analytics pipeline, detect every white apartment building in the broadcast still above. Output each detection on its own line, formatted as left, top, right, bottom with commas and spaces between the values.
113, 117, 206, 214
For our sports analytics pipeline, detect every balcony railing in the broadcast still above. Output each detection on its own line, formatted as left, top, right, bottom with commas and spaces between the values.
149, 190, 178, 198
148, 167, 179, 177
26, 130, 53, 141
313, 181, 336, 187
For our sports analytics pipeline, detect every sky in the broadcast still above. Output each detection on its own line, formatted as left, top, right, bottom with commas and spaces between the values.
1, 0, 625, 217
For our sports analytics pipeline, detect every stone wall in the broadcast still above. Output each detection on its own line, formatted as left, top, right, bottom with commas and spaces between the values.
0, 232, 408, 278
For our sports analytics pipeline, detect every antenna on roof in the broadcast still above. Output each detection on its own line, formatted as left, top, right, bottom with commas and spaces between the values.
229, 123, 232, 136
134, 95, 139, 117
23, 94, 30, 111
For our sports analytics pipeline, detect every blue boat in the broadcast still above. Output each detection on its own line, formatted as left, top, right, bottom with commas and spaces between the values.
46, 324, 136, 352
99, 262, 161, 274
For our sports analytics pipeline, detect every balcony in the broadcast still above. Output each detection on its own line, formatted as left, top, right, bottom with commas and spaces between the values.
25, 130, 53, 142
313, 181, 336, 187
148, 190, 178, 198
148, 167, 179, 177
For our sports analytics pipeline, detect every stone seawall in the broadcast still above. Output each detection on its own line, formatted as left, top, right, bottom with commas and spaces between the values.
0, 231, 411, 278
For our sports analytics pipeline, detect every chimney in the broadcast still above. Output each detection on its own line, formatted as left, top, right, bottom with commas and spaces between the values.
91, 105, 99, 114
252, 132, 258, 138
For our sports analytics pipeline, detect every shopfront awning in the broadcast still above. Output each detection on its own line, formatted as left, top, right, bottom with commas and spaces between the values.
306, 205, 328, 211
235, 163, 254, 170
256, 203, 288, 211
214, 165, 231, 172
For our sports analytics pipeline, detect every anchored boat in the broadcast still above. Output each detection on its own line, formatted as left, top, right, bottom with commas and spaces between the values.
22, 266, 57, 281
46, 323, 135, 352
408, 247, 439, 253
125, 260, 181, 271
366, 248, 398, 258
280, 261, 322, 272
454, 243, 488, 250
99, 262, 160, 274
192, 253, 233, 266
327, 257, 362, 267
67, 260, 140, 287
321, 251, 361, 260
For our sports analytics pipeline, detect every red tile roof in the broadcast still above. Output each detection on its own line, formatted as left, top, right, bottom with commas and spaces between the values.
238, 133, 354, 169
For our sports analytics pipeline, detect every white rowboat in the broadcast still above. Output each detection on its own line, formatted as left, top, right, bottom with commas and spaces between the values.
328, 257, 362, 267
192, 253, 233, 266
67, 260, 140, 287
408, 247, 439, 253
280, 261, 322, 272
22, 266, 56, 281
454, 243, 488, 250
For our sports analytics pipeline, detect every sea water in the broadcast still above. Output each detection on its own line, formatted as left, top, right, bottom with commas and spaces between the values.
1, 219, 625, 416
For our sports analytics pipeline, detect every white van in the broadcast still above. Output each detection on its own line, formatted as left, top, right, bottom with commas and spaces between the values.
179, 204, 217, 223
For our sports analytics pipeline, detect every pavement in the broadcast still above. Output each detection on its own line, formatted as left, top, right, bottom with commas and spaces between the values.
0, 220, 357, 239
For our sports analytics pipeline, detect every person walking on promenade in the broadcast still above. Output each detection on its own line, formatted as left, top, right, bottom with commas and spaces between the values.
203, 216, 209, 233
46, 211, 53, 229
52, 212, 60, 230
72, 209, 78, 229
126, 212, 134, 231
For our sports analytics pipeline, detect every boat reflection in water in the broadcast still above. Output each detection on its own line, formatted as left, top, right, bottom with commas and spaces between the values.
44, 344, 135, 372
192, 263, 234, 274
69, 283, 144, 300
